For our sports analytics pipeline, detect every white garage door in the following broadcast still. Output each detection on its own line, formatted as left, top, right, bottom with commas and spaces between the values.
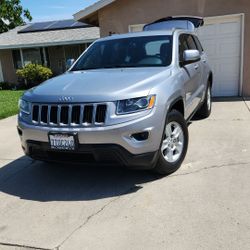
197, 15, 243, 97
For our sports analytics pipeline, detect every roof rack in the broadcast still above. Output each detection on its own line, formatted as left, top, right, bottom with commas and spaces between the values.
143, 16, 204, 32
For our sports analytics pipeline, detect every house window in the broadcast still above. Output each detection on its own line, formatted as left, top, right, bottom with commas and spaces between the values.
12, 48, 50, 69
23, 48, 43, 65
12, 50, 22, 69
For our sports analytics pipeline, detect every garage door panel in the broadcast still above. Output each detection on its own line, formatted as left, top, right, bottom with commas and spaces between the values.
218, 39, 241, 56
212, 79, 238, 96
201, 41, 217, 57
202, 40, 240, 59
198, 24, 216, 37
219, 59, 240, 76
221, 84, 239, 96
208, 60, 219, 74
218, 22, 241, 36
198, 15, 242, 96
216, 75, 239, 83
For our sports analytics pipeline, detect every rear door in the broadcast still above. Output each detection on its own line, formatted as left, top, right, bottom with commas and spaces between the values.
179, 34, 201, 118
193, 35, 208, 98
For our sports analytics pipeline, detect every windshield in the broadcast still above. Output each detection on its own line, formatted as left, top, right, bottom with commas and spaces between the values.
71, 35, 173, 71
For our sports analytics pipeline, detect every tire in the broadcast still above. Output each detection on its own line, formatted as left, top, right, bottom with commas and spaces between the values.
196, 82, 212, 119
153, 109, 189, 175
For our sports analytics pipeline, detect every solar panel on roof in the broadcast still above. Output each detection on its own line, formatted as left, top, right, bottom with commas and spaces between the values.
18, 21, 55, 33
18, 19, 91, 34
49, 19, 76, 29
72, 22, 88, 28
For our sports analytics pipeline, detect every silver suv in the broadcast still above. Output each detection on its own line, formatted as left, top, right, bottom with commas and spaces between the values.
17, 16, 212, 175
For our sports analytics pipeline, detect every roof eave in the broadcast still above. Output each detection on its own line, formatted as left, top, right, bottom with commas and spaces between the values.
75, 12, 100, 26
74, 0, 116, 25
0, 39, 97, 50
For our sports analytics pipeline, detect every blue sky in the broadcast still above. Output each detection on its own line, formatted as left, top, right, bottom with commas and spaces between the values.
21, 0, 99, 22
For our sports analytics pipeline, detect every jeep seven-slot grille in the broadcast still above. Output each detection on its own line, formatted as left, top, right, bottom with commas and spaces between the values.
32, 104, 107, 126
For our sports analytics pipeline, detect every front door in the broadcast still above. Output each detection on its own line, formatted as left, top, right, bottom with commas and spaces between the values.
179, 34, 201, 119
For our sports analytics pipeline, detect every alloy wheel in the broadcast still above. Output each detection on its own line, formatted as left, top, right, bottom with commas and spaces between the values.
161, 121, 184, 163
207, 87, 211, 111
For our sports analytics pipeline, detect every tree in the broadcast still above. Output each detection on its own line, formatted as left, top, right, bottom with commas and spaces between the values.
0, 0, 32, 34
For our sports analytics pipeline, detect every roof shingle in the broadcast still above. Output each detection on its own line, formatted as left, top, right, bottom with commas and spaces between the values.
0, 25, 100, 49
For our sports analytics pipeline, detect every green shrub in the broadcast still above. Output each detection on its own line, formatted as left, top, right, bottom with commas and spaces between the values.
0, 82, 13, 90
16, 64, 53, 88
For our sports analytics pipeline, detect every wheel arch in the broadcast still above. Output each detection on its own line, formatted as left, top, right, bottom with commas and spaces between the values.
169, 97, 185, 117
208, 71, 213, 87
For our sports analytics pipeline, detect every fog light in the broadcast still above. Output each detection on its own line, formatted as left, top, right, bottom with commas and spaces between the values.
131, 132, 149, 141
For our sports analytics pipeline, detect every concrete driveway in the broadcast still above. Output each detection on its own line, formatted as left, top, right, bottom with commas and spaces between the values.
0, 99, 250, 250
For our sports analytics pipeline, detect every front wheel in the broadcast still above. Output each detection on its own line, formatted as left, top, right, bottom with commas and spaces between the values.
153, 109, 189, 175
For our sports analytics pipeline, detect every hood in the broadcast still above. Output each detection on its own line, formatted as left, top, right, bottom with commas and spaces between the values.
24, 67, 171, 103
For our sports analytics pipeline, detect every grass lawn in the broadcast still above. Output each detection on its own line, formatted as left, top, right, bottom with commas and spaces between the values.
0, 90, 24, 120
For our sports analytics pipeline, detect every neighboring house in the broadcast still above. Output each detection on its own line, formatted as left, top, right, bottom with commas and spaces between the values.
74, 0, 249, 97
0, 19, 100, 84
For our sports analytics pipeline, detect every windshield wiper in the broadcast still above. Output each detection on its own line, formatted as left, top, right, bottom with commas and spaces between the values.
71, 64, 160, 71
71, 67, 100, 71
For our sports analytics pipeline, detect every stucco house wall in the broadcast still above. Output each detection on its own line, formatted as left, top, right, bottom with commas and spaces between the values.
0, 50, 18, 83
94, 0, 250, 96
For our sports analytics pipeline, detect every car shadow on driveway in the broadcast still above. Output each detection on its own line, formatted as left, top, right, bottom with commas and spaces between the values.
0, 156, 161, 202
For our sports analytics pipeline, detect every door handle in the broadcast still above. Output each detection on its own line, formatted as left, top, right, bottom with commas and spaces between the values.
194, 64, 199, 70
203, 59, 207, 63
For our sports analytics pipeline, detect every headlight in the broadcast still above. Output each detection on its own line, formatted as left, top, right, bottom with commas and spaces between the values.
116, 95, 156, 115
18, 99, 31, 114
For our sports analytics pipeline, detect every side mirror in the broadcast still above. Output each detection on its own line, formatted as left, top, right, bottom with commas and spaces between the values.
66, 59, 75, 70
183, 50, 200, 64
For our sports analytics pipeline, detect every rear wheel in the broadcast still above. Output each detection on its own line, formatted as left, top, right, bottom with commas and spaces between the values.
196, 82, 212, 119
153, 109, 188, 175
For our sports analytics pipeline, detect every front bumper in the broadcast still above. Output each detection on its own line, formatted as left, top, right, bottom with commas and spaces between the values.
18, 108, 164, 168
25, 141, 158, 169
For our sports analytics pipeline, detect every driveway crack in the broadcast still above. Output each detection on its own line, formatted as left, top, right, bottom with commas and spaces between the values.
55, 185, 139, 250
243, 97, 250, 113
0, 241, 52, 250
170, 161, 250, 178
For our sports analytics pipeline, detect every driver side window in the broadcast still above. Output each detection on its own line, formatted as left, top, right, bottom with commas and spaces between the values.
179, 34, 200, 66
186, 35, 197, 50
179, 34, 189, 66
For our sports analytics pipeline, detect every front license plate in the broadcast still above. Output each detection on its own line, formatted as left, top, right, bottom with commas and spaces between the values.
49, 133, 76, 151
